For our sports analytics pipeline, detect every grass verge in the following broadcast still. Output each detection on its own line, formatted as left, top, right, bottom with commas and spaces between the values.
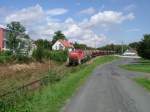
3, 56, 117, 112
121, 59, 150, 73
134, 78, 150, 91
121, 59, 150, 93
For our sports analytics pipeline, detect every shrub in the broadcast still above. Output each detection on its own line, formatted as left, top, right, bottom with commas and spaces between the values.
32, 47, 44, 62
0, 51, 13, 63
49, 50, 68, 62
15, 54, 31, 63
42, 50, 68, 62
0, 51, 12, 56
32, 48, 68, 62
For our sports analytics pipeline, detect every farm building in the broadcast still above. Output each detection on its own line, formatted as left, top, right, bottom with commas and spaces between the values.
52, 39, 74, 51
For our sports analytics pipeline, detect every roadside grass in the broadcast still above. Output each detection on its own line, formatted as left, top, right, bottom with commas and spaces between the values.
4, 56, 117, 112
134, 78, 150, 91
121, 58, 150, 92
121, 59, 150, 73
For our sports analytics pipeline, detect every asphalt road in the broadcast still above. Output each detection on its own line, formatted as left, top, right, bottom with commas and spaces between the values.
63, 58, 150, 112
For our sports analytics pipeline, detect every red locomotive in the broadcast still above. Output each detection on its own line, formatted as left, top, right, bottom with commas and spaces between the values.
67, 49, 115, 65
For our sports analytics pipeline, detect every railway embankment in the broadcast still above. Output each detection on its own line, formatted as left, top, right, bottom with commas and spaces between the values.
0, 56, 117, 112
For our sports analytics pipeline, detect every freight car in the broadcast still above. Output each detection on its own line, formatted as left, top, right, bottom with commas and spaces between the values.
67, 49, 115, 65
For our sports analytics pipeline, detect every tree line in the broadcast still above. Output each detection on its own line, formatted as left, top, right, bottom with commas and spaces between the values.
135, 34, 150, 59
98, 35, 150, 59
5, 21, 150, 60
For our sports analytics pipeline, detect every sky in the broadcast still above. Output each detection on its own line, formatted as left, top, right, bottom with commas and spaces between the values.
0, 0, 149, 47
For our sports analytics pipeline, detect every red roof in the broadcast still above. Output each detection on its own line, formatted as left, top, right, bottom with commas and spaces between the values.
58, 39, 74, 48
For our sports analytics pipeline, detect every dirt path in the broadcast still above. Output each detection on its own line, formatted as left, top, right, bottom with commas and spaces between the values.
63, 58, 150, 112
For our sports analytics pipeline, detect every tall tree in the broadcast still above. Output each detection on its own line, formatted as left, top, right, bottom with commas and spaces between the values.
129, 42, 139, 49
52, 31, 66, 44
6, 21, 29, 53
137, 34, 150, 59
35, 39, 51, 50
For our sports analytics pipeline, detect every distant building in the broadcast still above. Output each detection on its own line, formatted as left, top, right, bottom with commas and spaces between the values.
0, 25, 36, 56
123, 49, 137, 56
52, 39, 74, 51
0, 25, 9, 51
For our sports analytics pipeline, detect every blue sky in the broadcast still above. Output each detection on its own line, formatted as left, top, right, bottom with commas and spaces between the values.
0, 0, 149, 47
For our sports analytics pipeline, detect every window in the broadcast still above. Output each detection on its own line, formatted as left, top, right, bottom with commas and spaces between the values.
59, 44, 63, 50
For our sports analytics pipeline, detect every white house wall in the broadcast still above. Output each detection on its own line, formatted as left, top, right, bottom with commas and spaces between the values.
52, 41, 65, 50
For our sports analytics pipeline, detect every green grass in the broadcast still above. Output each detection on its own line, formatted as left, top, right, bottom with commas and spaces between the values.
134, 78, 150, 91
121, 59, 150, 92
121, 59, 150, 73
4, 56, 117, 112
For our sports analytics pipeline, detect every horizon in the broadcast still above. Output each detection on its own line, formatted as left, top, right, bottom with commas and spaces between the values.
0, 0, 149, 47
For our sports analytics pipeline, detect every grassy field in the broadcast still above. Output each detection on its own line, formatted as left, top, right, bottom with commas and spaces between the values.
121, 59, 150, 73
0, 60, 61, 96
2, 56, 117, 112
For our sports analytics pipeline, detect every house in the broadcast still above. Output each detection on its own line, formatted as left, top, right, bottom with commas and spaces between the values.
0, 25, 36, 56
0, 25, 9, 51
123, 49, 137, 56
52, 39, 74, 51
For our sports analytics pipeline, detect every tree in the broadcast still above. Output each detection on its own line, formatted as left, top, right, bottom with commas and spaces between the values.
35, 39, 52, 50
74, 42, 87, 50
129, 42, 139, 49
52, 31, 66, 44
6, 21, 29, 53
32, 47, 44, 62
137, 34, 150, 59
98, 44, 129, 54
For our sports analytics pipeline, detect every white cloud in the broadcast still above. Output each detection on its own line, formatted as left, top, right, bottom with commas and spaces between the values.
5, 4, 68, 25
65, 27, 106, 47
79, 7, 96, 15
46, 8, 68, 16
4, 4, 135, 47
90, 11, 134, 24
63, 19, 106, 47
83, 11, 134, 28
5, 4, 44, 25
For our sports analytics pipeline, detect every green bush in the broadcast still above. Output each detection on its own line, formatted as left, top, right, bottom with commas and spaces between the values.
32, 48, 68, 62
0, 51, 12, 56
43, 50, 51, 59
42, 50, 68, 62
15, 54, 31, 63
49, 50, 68, 62
0, 51, 13, 63
32, 47, 44, 62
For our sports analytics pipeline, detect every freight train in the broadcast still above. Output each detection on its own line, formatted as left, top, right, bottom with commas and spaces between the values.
67, 49, 115, 65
